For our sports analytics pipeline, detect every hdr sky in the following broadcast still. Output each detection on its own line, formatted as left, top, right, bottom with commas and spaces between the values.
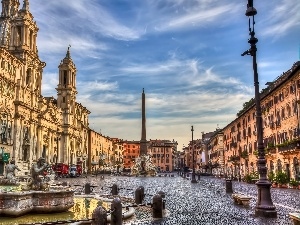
30, 0, 299, 150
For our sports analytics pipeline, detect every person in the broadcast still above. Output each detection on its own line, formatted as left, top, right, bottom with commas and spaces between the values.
4, 159, 21, 181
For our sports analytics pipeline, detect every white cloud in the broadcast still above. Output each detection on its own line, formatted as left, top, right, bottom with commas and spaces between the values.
260, 0, 300, 38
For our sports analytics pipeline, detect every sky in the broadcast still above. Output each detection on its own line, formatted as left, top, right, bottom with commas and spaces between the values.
28, 0, 300, 150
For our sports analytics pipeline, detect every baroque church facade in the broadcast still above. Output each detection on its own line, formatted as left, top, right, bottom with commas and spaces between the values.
0, 0, 90, 175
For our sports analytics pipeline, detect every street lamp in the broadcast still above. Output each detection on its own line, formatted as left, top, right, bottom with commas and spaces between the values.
242, 0, 277, 217
54, 136, 60, 164
191, 125, 197, 183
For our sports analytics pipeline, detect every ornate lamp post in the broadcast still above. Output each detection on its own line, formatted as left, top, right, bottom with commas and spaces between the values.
242, 0, 277, 217
191, 125, 197, 183
54, 136, 61, 164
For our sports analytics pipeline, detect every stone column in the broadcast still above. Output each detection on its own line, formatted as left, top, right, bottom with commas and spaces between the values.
140, 88, 147, 156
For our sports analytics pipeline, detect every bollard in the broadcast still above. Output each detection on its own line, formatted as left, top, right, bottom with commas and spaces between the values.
152, 194, 163, 218
85, 183, 91, 195
157, 191, 166, 209
111, 184, 119, 195
135, 187, 143, 204
138, 186, 145, 202
197, 174, 200, 181
92, 206, 107, 225
225, 179, 233, 193
110, 197, 122, 225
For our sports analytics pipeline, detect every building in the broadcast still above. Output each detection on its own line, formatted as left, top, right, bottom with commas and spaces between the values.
187, 139, 202, 171
206, 129, 224, 176
122, 141, 140, 169
211, 61, 300, 180
148, 139, 178, 172
111, 138, 124, 171
87, 130, 114, 173
0, 1, 90, 175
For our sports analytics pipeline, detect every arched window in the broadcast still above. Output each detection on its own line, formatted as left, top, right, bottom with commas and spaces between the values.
277, 159, 282, 172
287, 104, 291, 117
293, 101, 297, 115
281, 107, 285, 119
26, 68, 31, 85
270, 160, 274, 172
248, 143, 252, 154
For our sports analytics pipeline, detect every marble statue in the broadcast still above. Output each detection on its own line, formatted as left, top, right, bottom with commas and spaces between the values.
22, 157, 50, 191
0, 160, 21, 185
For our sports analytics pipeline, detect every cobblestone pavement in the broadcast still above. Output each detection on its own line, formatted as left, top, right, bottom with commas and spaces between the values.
61, 174, 299, 225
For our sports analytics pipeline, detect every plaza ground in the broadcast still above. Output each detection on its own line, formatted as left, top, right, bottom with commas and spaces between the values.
60, 174, 299, 225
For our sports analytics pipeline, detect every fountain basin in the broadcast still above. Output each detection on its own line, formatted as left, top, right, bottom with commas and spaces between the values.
0, 189, 74, 216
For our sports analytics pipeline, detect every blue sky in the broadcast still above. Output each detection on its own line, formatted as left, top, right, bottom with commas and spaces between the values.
29, 0, 300, 150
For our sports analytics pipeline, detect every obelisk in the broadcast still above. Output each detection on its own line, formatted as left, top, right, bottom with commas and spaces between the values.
140, 88, 147, 156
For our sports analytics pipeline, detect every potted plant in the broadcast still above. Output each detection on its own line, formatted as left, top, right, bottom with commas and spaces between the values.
276, 171, 289, 188
243, 174, 252, 183
289, 179, 299, 189
268, 171, 277, 187
250, 171, 259, 184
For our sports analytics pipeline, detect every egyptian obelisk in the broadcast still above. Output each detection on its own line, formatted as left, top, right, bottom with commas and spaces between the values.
140, 88, 147, 155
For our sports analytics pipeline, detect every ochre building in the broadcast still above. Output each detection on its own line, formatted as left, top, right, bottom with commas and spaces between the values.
202, 61, 300, 180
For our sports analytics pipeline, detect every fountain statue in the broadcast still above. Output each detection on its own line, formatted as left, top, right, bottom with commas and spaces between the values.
131, 155, 157, 176
0, 159, 21, 185
22, 157, 50, 191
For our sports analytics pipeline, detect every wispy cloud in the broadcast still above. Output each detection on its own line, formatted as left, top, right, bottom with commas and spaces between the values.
260, 0, 300, 38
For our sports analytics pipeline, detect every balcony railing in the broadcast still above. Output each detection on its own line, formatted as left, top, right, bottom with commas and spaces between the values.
277, 139, 300, 153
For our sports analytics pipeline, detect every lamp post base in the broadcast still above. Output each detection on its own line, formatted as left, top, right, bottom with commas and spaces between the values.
255, 180, 277, 218
255, 208, 277, 218
191, 173, 197, 183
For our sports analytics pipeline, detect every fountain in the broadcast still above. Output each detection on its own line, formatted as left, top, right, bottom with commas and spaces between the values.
0, 158, 157, 224
0, 157, 74, 217
131, 155, 157, 176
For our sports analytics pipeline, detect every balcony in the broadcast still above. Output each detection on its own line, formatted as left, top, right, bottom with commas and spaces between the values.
277, 139, 300, 153
229, 155, 240, 165
266, 147, 277, 154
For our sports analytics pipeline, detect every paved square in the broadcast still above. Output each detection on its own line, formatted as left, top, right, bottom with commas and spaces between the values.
65, 174, 298, 225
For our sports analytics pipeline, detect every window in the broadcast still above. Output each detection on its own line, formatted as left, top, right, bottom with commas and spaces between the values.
281, 108, 285, 119
63, 71, 67, 85
17, 26, 21, 45
277, 159, 282, 172
26, 69, 31, 85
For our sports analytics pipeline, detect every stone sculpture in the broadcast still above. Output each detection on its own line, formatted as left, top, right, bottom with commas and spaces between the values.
0, 159, 20, 185
131, 155, 156, 176
22, 157, 50, 191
